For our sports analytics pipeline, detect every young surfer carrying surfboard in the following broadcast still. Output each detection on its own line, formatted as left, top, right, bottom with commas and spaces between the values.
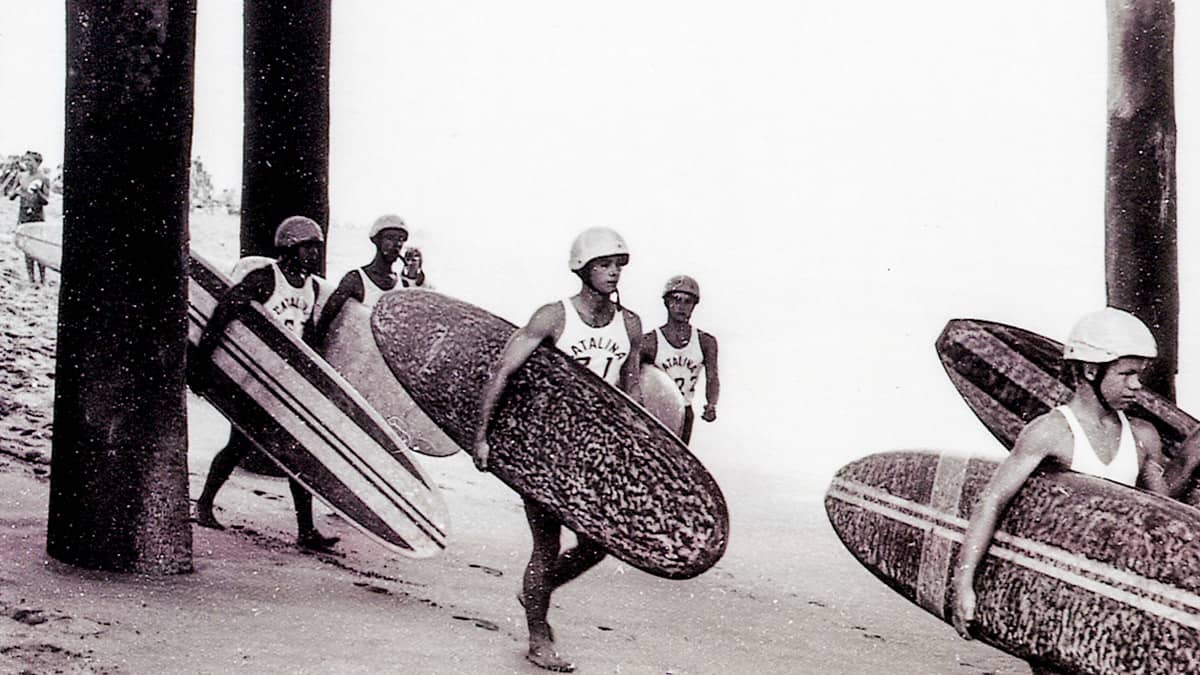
313, 214, 427, 347
640, 274, 719, 444
472, 226, 644, 673
193, 216, 341, 552
950, 308, 1195, 670
9, 151, 50, 285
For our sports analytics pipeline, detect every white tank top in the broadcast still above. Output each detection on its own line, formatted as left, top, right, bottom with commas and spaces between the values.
356, 268, 394, 308
655, 327, 704, 404
1056, 405, 1139, 487
265, 263, 317, 338
555, 299, 630, 386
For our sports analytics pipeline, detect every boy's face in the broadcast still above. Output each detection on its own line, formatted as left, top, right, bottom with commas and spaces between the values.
663, 292, 698, 322
1097, 356, 1150, 410
293, 241, 323, 274
373, 228, 407, 262
585, 255, 628, 295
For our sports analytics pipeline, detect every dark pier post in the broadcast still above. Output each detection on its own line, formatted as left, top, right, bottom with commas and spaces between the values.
1105, 0, 1177, 400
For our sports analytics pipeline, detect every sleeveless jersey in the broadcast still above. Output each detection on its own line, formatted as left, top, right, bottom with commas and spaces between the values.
1056, 405, 1139, 487
555, 299, 630, 387
356, 268, 395, 308
655, 327, 704, 404
265, 263, 317, 338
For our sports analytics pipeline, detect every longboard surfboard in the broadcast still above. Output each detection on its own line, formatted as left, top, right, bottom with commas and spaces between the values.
324, 300, 459, 457
826, 450, 1200, 674
371, 289, 729, 580
186, 251, 449, 557
640, 365, 687, 439
14, 220, 62, 271
935, 317, 1200, 505
232, 256, 459, 458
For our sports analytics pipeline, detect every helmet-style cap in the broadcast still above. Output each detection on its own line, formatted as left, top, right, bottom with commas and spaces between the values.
663, 274, 700, 300
1063, 307, 1157, 363
369, 214, 408, 239
568, 227, 629, 271
273, 216, 324, 248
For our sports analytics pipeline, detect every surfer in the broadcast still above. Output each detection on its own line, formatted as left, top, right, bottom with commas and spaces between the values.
950, 308, 1186, 668
313, 214, 426, 347
472, 226, 644, 673
640, 274, 720, 444
9, 151, 50, 285
193, 216, 341, 552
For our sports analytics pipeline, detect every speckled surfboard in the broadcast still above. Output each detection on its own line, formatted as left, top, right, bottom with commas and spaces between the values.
935, 318, 1200, 505
14, 220, 62, 271
826, 450, 1200, 674
371, 289, 729, 579
187, 252, 449, 557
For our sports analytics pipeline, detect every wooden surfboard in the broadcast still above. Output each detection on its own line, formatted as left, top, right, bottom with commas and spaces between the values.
324, 300, 458, 457
640, 365, 687, 439
14, 220, 62, 271
826, 450, 1200, 674
187, 251, 449, 557
935, 317, 1200, 505
371, 289, 729, 580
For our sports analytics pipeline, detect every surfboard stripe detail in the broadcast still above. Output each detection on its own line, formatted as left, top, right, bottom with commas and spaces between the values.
828, 475, 1200, 628
187, 302, 447, 543
186, 253, 449, 556
188, 258, 432, 484
915, 454, 967, 615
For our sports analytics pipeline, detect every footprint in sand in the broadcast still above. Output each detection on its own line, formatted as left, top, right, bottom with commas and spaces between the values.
452, 615, 499, 631
468, 563, 503, 577
353, 581, 392, 596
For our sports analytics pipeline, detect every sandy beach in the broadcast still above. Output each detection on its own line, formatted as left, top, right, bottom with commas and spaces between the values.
0, 198, 1031, 674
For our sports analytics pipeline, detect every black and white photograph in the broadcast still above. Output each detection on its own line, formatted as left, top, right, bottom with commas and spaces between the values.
1, 2, 1199, 673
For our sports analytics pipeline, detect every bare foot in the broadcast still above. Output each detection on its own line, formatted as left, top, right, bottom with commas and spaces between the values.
527, 644, 574, 673
195, 505, 225, 530
297, 531, 340, 551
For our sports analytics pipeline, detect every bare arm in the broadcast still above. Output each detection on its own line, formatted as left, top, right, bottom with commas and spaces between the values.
640, 330, 657, 365
312, 271, 364, 351
196, 268, 273, 359
471, 302, 564, 470
619, 310, 644, 404
699, 331, 720, 421
951, 414, 1061, 638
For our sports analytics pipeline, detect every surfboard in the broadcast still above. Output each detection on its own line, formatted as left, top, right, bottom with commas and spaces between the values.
935, 317, 1200, 505
640, 365, 687, 439
324, 300, 458, 457
371, 289, 729, 580
14, 220, 62, 271
825, 450, 1200, 674
186, 251, 449, 557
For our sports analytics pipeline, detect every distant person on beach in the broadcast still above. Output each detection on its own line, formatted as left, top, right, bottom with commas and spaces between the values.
10, 151, 51, 284
472, 226, 643, 673
194, 216, 340, 552
313, 213, 427, 347
640, 274, 719, 444
950, 308, 1188, 672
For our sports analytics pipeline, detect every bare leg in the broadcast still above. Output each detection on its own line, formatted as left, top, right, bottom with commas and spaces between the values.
522, 498, 575, 673
291, 480, 339, 550
195, 435, 252, 529
24, 255, 36, 284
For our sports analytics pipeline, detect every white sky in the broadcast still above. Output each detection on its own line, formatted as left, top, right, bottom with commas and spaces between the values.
3, 2, 1200, 481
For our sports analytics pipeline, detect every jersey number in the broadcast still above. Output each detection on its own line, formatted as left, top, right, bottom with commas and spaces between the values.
575, 356, 616, 379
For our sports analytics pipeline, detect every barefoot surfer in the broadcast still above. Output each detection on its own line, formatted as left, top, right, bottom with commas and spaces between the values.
641, 274, 719, 444
472, 226, 644, 672
194, 216, 340, 552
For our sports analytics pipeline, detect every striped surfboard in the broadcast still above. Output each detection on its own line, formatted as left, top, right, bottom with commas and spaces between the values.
936, 318, 1200, 506
825, 450, 1200, 674
187, 251, 449, 557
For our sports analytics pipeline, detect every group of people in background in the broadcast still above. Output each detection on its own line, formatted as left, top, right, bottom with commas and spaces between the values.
5, 150, 52, 285
192, 216, 721, 672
